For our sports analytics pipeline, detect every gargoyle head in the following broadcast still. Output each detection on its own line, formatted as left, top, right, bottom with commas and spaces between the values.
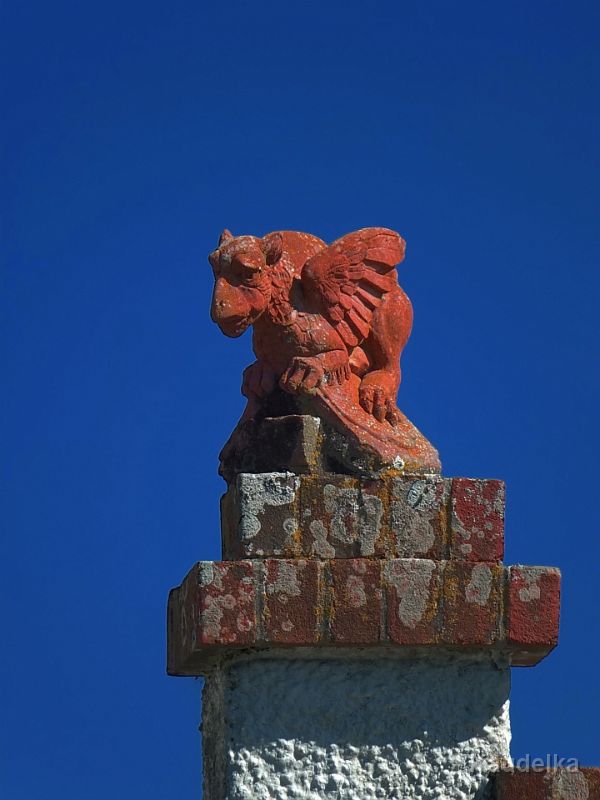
209, 229, 282, 337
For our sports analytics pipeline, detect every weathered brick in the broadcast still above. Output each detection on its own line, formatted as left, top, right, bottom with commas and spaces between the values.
167, 587, 184, 675
168, 563, 207, 671
221, 472, 301, 559
389, 476, 450, 559
221, 473, 510, 561
329, 559, 382, 644
196, 561, 257, 646
494, 769, 600, 799
494, 769, 548, 799
263, 559, 321, 644
442, 562, 504, 645
508, 566, 561, 650
220, 489, 243, 560
550, 769, 600, 799
384, 559, 443, 645
299, 475, 387, 558
450, 478, 505, 562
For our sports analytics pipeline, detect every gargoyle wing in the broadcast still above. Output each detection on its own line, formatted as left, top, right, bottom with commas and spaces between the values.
301, 227, 405, 349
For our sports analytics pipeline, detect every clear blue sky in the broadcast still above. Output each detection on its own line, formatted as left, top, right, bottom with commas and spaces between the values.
2, 1, 599, 796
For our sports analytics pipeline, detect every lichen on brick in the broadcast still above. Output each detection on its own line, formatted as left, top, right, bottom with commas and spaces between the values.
465, 564, 492, 606
309, 519, 336, 558
267, 560, 304, 598
385, 559, 436, 629
236, 472, 300, 543
390, 477, 449, 559
322, 483, 383, 556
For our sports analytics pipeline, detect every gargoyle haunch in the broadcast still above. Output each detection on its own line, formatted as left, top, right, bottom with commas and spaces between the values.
209, 227, 440, 474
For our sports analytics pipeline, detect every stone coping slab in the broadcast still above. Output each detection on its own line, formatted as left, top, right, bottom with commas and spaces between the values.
167, 559, 560, 675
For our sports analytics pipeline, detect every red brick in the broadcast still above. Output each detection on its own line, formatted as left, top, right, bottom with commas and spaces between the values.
450, 478, 505, 562
168, 564, 213, 675
264, 559, 321, 644
508, 566, 560, 648
329, 559, 382, 644
389, 477, 450, 559
221, 473, 300, 559
494, 770, 549, 799
167, 586, 185, 674
494, 769, 600, 800
196, 561, 257, 646
299, 476, 388, 558
384, 559, 443, 645
442, 562, 504, 645
168, 563, 214, 673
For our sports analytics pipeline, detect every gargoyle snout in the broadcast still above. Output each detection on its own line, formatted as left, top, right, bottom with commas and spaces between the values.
210, 278, 251, 337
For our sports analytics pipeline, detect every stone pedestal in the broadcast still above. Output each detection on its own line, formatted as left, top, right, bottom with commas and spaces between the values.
203, 653, 510, 800
168, 429, 563, 799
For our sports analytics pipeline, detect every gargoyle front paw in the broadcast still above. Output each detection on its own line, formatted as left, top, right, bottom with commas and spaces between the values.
280, 356, 325, 394
359, 376, 401, 426
242, 360, 276, 399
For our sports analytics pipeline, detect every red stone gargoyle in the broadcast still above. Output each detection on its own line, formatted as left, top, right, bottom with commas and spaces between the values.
210, 228, 440, 474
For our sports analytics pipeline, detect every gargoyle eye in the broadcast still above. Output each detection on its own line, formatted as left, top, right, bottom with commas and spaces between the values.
233, 254, 262, 274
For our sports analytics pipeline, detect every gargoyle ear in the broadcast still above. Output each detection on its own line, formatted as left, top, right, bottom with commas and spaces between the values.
218, 229, 234, 246
262, 232, 283, 266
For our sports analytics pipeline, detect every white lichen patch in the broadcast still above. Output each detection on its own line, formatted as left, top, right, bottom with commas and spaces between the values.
282, 517, 299, 555
384, 559, 436, 629
309, 519, 336, 558
197, 564, 254, 642
345, 574, 367, 608
267, 561, 304, 598
552, 770, 590, 799
466, 565, 493, 606
516, 567, 545, 603
201, 594, 229, 641
199, 561, 218, 588
237, 473, 299, 541
321, 483, 383, 556
391, 478, 449, 557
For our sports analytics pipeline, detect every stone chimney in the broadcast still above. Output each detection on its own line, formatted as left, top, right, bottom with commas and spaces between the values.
167, 226, 596, 799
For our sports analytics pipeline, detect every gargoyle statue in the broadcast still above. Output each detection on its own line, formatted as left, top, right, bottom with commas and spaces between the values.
209, 227, 440, 474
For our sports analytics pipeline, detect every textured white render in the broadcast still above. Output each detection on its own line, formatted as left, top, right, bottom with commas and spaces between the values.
203, 654, 511, 800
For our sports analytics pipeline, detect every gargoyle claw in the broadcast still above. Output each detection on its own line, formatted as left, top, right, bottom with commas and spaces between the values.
359, 381, 401, 427
280, 356, 325, 394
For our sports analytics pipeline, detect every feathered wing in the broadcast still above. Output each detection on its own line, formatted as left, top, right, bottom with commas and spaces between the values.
300, 227, 405, 349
